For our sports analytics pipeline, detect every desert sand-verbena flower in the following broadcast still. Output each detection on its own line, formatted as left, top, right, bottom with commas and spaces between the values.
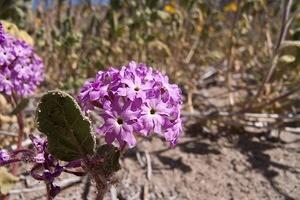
79, 61, 183, 148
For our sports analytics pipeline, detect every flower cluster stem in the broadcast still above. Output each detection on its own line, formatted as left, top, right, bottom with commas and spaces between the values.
16, 111, 25, 150
9, 92, 25, 175
11, 111, 24, 175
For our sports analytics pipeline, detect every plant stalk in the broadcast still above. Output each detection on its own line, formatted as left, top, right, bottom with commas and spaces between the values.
46, 183, 53, 200
10, 92, 25, 175
90, 170, 107, 200
11, 111, 24, 175
83, 158, 108, 200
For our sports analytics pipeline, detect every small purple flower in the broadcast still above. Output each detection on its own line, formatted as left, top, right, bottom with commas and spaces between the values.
34, 152, 45, 163
117, 69, 153, 101
98, 98, 138, 148
164, 119, 183, 147
78, 69, 119, 112
0, 149, 10, 164
12, 40, 32, 57
0, 66, 14, 95
139, 98, 171, 135
79, 61, 183, 148
159, 74, 182, 103
0, 45, 15, 65
30, 134, 46, 153
14, 62, 30, 79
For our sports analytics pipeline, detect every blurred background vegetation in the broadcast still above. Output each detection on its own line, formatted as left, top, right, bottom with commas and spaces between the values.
1, 0, 300, 137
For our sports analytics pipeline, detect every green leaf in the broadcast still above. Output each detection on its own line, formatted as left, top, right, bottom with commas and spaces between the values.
9, 98, 29, 115
0, 167, 19, 195
36, 90, 95, 161
96, 144, 121, 174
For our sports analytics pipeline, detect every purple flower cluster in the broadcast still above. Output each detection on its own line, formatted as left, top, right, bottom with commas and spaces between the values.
0, 22, 44, 97
79, 61, 183, 148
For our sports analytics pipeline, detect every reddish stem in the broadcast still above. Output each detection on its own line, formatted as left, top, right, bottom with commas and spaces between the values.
1, 195, 9, 200
10, 93, 25, 176
15, 112, 25, 150
11, 111, 24, 175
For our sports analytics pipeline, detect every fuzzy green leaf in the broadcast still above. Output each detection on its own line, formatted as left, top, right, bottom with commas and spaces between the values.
36, 90, 95, 161
96, 144, 121, 174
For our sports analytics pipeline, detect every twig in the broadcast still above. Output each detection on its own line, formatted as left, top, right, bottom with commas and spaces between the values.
59, 176, 82, 189
184, 37, 199, 64
136, 151, 146, 167
255, 86, 300, 109
10, 185, 45, 194
143, 183, 149, 200
110, 185, 118, 200
0, 130, 17, 136
226, 0, 242, 106
9, 177, 82, 194
274, 0, 294, 53
145, 151, 152, 180
265, 27, 273, 57
264, 0, 294, 84
285, 127, 300, 134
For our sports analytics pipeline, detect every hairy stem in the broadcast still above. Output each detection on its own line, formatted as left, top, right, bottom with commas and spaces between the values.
83, 158, 108, 200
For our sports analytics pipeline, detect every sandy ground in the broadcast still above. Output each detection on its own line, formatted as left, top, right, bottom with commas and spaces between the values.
9, 129, 300, 200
